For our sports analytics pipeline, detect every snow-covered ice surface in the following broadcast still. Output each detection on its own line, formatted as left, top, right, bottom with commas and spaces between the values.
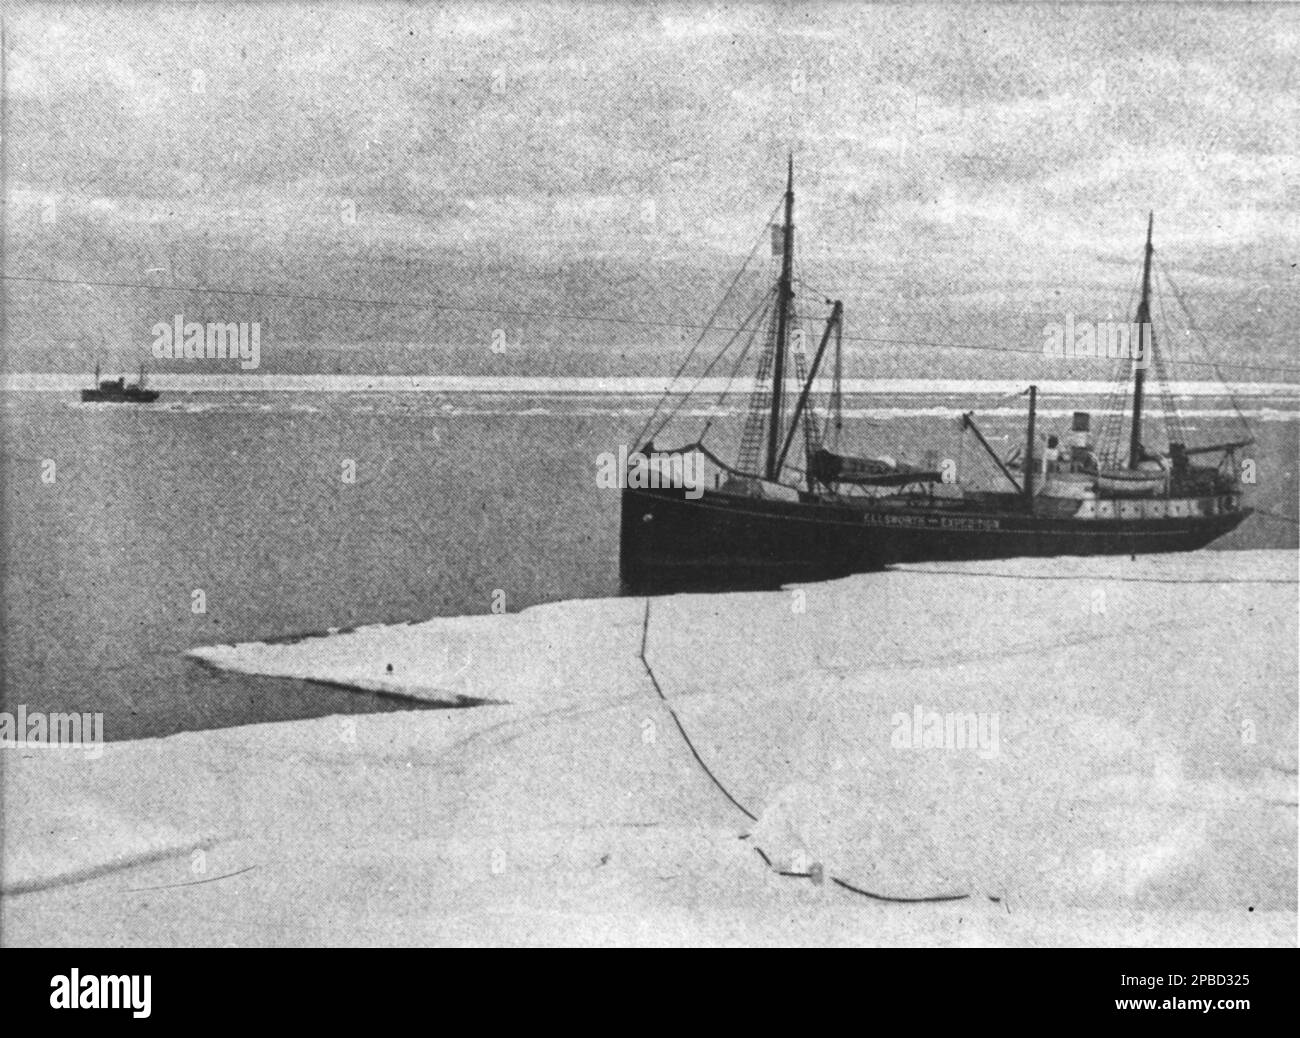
3, 551, 1296, 946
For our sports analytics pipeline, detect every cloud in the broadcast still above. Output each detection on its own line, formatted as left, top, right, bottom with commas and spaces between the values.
5, 1, 1295, 372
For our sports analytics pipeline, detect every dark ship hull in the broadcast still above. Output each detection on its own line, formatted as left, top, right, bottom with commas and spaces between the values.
80, 386, 160, 403
620, 485, 1251, 592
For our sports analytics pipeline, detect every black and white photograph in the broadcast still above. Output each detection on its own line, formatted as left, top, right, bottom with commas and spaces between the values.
1, 0, 1296, 970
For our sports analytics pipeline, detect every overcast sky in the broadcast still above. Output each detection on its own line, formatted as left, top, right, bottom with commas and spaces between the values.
5, 2, 1297, 372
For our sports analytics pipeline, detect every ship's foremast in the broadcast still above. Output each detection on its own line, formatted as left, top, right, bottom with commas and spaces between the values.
1129, 212, 1155, 469
765, 156, 795, 481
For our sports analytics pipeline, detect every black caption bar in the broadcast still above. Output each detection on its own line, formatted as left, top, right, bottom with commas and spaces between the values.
0, 948, 1290, 1026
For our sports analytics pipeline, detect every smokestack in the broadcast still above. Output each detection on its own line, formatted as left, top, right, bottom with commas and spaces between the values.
1070, 411, 1092, 450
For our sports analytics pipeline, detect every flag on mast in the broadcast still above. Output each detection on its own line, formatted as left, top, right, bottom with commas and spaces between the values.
770, 223, 786, 257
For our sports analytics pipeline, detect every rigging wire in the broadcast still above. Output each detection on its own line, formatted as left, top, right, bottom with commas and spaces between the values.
1157, 259, 1256, 440
737, 293, 783, 475
1150, 268, 1189, 445
700, 292, 776, 445
1252, 506, 1300, 527
630, 199, 781, 447
644, 289, 774, 447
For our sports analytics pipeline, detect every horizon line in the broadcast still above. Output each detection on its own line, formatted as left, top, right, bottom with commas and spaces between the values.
5, 374, 1298, 397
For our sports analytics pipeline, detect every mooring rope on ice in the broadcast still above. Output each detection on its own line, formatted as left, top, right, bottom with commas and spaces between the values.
638, 599, 971, 905
638, 600, 757, 822
830, 876, 971, 904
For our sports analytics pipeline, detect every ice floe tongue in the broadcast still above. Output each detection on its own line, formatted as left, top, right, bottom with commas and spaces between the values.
188, 598, 652, 708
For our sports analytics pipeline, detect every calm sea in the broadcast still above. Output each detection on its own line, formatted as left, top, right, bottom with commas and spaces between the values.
3, 385, 1296, 741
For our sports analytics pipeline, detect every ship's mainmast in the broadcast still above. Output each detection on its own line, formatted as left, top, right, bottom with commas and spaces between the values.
765, 156, 795, 481
1129, 212, 1154, 469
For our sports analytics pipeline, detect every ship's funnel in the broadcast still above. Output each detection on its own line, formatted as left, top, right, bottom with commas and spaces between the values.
1070, 411, 1092, 450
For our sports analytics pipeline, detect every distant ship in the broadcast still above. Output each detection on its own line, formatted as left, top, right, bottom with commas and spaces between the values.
620, 159, 1254, 591
81, 363, 160, 403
